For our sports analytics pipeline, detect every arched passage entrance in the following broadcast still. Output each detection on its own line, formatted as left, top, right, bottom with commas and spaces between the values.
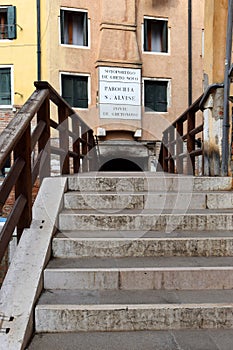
99, 158, 143, 171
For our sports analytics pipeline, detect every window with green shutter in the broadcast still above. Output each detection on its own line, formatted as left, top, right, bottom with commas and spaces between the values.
144, 80, 168, 112
61, 74, 88, 108
60, 9, 88, 46
144, 18, 168, 53
0, 6, 16, 40
0, 67, 12, 106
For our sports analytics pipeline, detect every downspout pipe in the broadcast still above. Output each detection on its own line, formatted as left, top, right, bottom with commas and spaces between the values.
36, 0, 41, 81
221, 0, 233, 176
188, 0, 192, 106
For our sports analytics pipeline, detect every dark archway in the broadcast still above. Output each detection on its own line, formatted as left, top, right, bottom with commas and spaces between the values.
99, 158, 143, 171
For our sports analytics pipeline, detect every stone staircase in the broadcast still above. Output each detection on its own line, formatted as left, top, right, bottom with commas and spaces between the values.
28, 172, 233, 349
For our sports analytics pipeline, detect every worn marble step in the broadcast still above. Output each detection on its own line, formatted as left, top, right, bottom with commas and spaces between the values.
44, 256, 233, 290
35, 289, 233, 332
52, 234, 233, 258
67, 173, 232, 192
64, 190, 233, 210
64, 191, 202, 210
64, 191, 206, 210
27, 329, 233, 350
59, 209, 233, 231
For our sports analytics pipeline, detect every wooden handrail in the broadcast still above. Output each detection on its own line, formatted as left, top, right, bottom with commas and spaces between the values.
0, 81, 97, 263
158, 95, 204, 175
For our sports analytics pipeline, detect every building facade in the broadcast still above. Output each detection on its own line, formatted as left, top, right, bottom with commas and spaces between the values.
0, 0, 205, 169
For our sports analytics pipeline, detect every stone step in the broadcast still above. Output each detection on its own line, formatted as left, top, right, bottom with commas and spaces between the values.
52, 235, 233, 258
44, 256, 233, 290
64, 190, 233, 210
56, 229, 233, 238
64, 191, 205, 210
35, 289, 233, 332
27, 329, 233, 350
59, 209, 233, 231
67, 173, 232, 192
37, 288, 233, 305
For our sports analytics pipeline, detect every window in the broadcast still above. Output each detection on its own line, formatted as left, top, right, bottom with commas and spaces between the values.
0, 6, 16, 40
0, 66, 13, 107
60, 9, 88, 46
61, 74, 89, 108
144, 80, 169, 112
144, 17, 168, 53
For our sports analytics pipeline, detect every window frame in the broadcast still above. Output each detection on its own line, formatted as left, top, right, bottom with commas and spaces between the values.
142, 16, 170, 55
59, 7, 90, 49
142, 77, 171, 113
0, 65, 14, 109
60, 71, 91, 109
0, 5, 16, 41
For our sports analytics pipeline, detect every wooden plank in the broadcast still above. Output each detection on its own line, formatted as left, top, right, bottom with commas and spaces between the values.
189, 124, 203, 136
51, 146, 66, 156
31, 120, 46, 150
0, 157, 25, 212
68, 150, 79, 159
14, 126, 32, 240
170, 94, 203, 129
0, 194, 27, 262
162, 133, 169, 172
189, 148, 203, 157
187, 111, 196, 174
72, 116, 81, 173
37, 97, 51, 179
31, 150, 43, 186
58, 105, 70, 174
168, 127, 175, 173
50, 119, 59, 130
81, 131, 88, 172
176, 121, 183, 173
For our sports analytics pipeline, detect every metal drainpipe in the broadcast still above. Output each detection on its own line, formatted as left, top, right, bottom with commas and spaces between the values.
36, 0, 41, 81
188, 0, 192, 106
221, 0, 233, 176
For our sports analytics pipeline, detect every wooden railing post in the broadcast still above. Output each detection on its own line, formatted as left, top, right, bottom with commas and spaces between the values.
82, 130, 88, 172
88, 130, 95, 171
168, 127, 175, 173
72, 117, 81, 174
37, 96, 51, 180
58, 106, 70, 174
176, 121, 183, 174
187, 111, 196, 175
162, 132, 169, 172
14, 126, 32, 241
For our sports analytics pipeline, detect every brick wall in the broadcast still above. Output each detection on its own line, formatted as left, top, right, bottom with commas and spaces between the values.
0, 108, 20, 134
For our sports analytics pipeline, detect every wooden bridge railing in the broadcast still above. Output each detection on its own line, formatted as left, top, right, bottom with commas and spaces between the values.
158, 95, 204, 175
0, 81, 97, 263
158, 84, 225, 175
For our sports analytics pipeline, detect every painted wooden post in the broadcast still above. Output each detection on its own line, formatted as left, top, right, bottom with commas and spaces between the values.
14, 126, 32, 241
82, 130, 88, 172
162, 132, 168, 172
58, 105, 70, 174
37, 96, 50, 179
187, 111, 196, 175
176, 121, 183, 173
72, 116, 81, 174
168, 126, 175, 173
